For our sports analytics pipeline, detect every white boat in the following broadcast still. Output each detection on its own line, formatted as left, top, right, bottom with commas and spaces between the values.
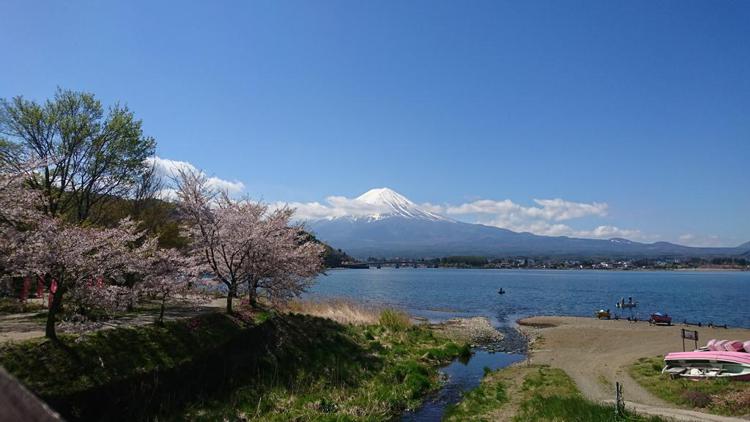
616, 297, 637, 309
662, 351, 750, 380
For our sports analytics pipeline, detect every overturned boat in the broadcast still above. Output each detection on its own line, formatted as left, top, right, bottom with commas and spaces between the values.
663, 351, 750, 381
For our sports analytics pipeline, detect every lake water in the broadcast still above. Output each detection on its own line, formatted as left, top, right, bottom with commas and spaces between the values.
401, 350, 525, 421
308, 268, 750, 328
307, 268, 750, 420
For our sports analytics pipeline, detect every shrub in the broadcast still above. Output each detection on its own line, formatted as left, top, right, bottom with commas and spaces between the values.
0, 298, 46, 314
379, 309, 410, 331
681, 390, 712, 408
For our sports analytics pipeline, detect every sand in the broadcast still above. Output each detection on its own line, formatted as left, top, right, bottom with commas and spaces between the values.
518, 316, 750, 421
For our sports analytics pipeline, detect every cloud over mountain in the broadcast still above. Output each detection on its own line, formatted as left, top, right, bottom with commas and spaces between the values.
145, 156, 246, 198
280, 188, 639, 240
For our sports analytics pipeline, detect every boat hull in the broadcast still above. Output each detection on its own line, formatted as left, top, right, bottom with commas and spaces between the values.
663, 351, 750, 381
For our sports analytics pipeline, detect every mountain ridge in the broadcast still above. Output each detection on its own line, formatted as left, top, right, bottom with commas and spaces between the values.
306, 188, 748, 259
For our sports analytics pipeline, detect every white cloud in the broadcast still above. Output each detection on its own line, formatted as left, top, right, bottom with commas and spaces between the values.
282, 188, 645, 241
144, 156, 245, 198
433, 197, 640, 239
443, 198, 607, 221
474, 216, 644, 240
579, 225, 643, 239
678, 233, 696, 243
278, 196, 393, 220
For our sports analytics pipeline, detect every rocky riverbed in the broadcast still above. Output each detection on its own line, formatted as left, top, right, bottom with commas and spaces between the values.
431, 317, 507, 351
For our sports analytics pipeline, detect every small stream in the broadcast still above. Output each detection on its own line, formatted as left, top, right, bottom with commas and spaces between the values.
402, 350, 525, 421
401, 317, 528, 421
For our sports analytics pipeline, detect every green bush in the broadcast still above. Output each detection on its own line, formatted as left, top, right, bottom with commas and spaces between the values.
379, 309, 411, 331
0, 298, 46, 314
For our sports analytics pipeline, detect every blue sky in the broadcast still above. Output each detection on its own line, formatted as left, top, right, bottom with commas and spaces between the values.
2, 1, 749, 246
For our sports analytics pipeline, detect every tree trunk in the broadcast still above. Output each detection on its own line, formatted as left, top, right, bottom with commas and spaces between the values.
157, 294, 166, 325
247, 279, 260, 308
45, 279, 65, 342
226, 284, 235, 314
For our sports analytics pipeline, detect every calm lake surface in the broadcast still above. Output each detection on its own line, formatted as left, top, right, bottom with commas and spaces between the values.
308, 268, 750, 328
307, 268, 750, 420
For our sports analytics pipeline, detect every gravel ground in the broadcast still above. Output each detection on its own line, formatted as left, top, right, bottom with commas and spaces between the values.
432, 317, 505, 350
518, 316, 750, 421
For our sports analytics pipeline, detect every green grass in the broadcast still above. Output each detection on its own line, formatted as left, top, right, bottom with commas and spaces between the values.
182, 314, 470, 421
0, 310, 470, 421
446, 364, 668, 422
378, 308, 411, 332
1, 312, 246, 420
630, 356, 750, 416
0, 297, 47, 314
516, 366, 667, 422
444, 375, 508, 421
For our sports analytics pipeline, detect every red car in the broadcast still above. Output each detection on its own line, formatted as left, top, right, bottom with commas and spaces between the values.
649, 312, 672, 325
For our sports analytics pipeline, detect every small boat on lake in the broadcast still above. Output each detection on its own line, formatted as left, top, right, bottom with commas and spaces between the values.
663, 351, 750, 381
616, 297, 637, 309
497, 288, 505, 295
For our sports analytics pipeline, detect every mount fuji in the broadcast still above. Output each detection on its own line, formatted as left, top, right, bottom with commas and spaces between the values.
342, 187, 450, 222
306, 188, 749, 259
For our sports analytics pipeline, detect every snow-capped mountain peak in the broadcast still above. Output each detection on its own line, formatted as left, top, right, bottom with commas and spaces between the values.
352, 187, 450, 221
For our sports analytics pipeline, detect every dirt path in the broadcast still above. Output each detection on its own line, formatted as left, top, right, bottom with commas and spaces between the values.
518, 316, 750, 421
0, 298, 227, 344
0, 313, 45, 343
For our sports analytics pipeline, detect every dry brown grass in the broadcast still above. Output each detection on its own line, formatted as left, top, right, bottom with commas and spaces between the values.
285, 299, 381, 325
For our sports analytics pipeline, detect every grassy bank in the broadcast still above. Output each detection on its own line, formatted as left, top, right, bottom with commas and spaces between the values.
0, 307, 470, 421
445, 364, 667, 421
0, 297, 46, 314
630, 356, 750, 417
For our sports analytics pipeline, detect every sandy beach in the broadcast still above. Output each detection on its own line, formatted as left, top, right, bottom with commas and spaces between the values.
518, 316, 750, 421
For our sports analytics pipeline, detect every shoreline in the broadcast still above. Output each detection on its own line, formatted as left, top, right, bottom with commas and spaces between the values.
512, 315, 750, 420
328, 266, 750, 273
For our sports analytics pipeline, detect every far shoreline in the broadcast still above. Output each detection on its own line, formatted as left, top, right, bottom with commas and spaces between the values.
329, 266, 750, 273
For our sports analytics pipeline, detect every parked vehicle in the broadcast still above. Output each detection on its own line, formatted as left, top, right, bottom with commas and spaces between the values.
649, 312, 672, 325
595, 309, 611, 319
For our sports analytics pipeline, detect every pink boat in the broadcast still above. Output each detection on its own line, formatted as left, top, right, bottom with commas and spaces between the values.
663, 351, 750, 380
744, 341, 750, 352
724, 340, 744, 352
712, 339, 728, 351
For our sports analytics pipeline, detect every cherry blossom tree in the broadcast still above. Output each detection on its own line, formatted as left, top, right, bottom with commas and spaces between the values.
175, 169, 324, 313
244, 209, 325, 307
0, 161, 45, 229
1, 162, 184, 339
14, 218, 158, 341
0, 163, 47, 283
175, 169, 268, 313
137, 247, 191, 324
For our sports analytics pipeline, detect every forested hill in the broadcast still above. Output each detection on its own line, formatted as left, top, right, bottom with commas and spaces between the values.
86, 195, 354, 268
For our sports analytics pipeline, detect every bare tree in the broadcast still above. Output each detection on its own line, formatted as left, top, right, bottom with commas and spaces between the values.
131, 160, 164, 219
